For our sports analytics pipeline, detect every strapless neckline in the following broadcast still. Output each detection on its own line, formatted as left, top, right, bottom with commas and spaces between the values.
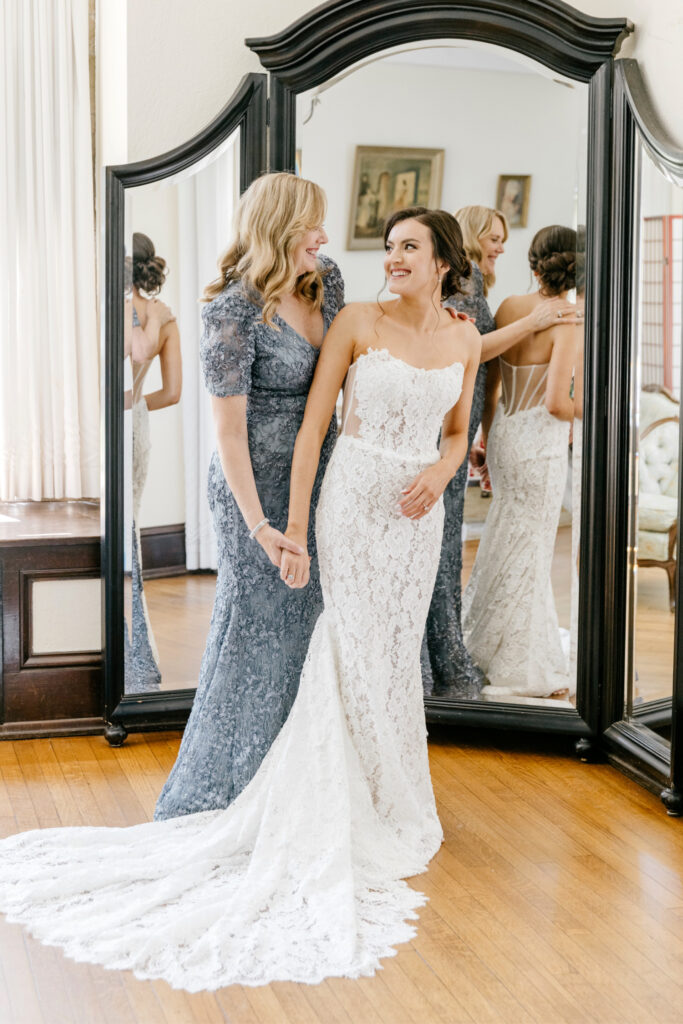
356, 346, 464, 375
499, 355, 550, 370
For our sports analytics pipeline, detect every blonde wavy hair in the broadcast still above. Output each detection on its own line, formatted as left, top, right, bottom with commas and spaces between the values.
202, 172, 327, 325
454, 205, 509, 296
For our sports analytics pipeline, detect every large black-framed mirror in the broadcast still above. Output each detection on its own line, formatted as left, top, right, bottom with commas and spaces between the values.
601, 59, 683, 814
246, 0, 631, 743
103, 74, 266, 744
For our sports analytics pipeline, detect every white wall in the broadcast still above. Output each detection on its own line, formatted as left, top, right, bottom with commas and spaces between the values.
298, 60, 586, 308
124, 0, 683, 163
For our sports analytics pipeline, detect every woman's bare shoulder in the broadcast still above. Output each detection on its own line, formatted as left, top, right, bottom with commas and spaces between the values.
330, 300, 383, 327
452, 316, 482, 362
495, 293, 533, 325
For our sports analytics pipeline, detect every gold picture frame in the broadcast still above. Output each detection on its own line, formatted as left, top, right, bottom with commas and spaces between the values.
347, 145, 444, 250
496, 174, 531, 228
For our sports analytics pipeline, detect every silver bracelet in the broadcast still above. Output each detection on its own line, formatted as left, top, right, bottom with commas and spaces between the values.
249, 517, 269, 540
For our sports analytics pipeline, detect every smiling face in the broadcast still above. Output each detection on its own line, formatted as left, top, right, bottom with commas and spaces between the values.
477, 215, 506, 278
292, 224, 329, 276
384, 218, 447, 298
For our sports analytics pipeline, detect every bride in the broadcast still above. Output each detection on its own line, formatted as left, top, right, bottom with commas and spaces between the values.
0, 205, 479, 991
463, 224, 577, 699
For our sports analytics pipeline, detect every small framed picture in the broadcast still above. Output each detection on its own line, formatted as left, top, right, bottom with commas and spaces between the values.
347, 145, 444, 250
496, 174, 531, 228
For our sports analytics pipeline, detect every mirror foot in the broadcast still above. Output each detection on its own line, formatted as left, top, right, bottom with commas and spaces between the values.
575, 737, 602, 763
104, 722, 128, 747
660, 787, 683, 816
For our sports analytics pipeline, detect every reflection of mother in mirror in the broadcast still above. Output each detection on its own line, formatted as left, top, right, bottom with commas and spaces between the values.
125, 233, 182, 693
423, 206, 580, 698
463, 225, 577, 699
155, 173, 345, 821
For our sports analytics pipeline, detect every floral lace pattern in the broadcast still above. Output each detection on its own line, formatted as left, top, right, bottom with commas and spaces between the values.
155, 255, 344, 820
463, 396, 571, 696
125, 397, 161, 693
422, 264, 495, 697
0, 347, 463, 990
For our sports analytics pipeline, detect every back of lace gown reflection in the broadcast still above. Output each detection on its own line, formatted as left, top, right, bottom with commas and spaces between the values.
463, 356, 571, 698
0, 347, 464, 991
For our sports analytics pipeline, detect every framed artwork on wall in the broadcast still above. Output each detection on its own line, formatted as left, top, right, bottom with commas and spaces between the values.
496, 174, 531, 228
347, 145, 444, 250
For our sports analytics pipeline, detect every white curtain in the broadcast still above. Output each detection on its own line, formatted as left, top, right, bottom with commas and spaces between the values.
178, 137, 238, 569
0, 0, 99, 500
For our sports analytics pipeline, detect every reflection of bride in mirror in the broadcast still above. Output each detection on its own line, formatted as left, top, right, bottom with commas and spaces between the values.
124, 232, 182, 693
463, 225, 577, 699
570, 227, 586, 681
423, 206, 579, 698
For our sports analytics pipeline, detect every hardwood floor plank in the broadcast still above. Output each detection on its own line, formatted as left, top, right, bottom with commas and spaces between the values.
429, 757, 674, 1022
24, 938, 77, 1024
2, 923, 46, 1024
119, 974, 170, 1024
244, 983, 300, 1023
214, 985, 264, 1023
389, 948, 477, 1023
0, 743, 40, 832
270, 981, 324, 1024
300, 981, 355, 1024
353, 971, 419, 1023
151, 981, 213, 1024
324, 978, 389, 1024
1, 730, 682, 1024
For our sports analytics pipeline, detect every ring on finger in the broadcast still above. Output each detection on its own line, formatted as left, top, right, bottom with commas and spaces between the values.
286, 573, 294, 581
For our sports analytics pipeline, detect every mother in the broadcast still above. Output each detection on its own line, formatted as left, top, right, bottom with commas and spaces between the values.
155, 173, 344, 820
422, 204, 579, 697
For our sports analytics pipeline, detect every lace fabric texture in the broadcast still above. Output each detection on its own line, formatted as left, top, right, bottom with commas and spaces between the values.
155, 256, 344, 820
421, 264, 496, 698
124, 396, 161, 693
0, 347, 463, 990
463, 362, 571, 697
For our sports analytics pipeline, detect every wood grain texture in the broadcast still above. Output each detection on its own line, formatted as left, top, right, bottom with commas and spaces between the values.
0, 729, 681, 1024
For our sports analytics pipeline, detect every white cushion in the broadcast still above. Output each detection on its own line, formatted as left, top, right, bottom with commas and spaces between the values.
638, 529, 673, 562
640, 388, 679, 433
639, 493, 678, 531
639, 420, 679, 498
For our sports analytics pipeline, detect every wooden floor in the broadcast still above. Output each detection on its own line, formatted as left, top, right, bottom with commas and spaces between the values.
1, 730, 682, 1024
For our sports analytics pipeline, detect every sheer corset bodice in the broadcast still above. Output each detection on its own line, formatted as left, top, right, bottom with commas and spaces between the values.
340, 348, 464, 462
499, 356, 550, 416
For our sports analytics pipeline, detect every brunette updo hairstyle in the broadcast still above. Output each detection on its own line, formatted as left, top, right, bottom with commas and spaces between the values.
383, 206, 471, 299
528, 225, 577, 296
132, 232, 168, 296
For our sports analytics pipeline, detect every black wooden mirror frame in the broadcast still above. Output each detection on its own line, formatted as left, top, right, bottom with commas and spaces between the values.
102, 74, 267, 745
600, 59, 683, 813
246, 0, 632, 744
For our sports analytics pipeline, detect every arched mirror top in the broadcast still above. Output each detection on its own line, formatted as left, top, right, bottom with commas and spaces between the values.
617, 60, 683, 188
107, 73, 266, 191
247, 0, 633, 87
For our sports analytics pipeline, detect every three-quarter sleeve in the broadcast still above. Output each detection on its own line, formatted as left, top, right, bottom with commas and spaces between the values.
318, 254, 346, 319
199, 288, 257, 397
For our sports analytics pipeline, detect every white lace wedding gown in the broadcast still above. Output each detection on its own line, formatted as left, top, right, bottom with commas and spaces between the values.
0, 347, 464, 992
463, 357, 571, 697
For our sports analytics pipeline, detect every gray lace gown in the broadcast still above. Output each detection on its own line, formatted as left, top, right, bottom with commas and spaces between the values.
421, 263, 495, 697
155, 256, 344, 820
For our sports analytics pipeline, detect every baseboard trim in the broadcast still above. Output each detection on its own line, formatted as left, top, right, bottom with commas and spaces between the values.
140, 523, 186, 579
